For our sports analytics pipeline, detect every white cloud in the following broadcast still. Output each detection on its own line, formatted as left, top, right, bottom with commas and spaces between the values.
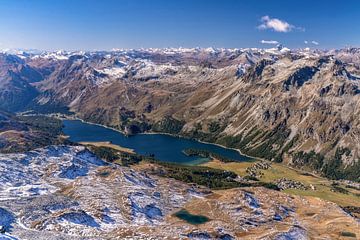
311, 41, 319, 45
260, 40, 279, 45
258, 16, 304, 33
258, 16, 293, 32
304, 40, 319, 46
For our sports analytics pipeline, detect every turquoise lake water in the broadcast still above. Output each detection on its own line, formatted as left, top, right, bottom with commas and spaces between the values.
174, 209, 210, 225
62, 120, 251, 165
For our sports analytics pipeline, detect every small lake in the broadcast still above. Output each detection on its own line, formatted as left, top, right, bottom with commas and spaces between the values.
62, 120, 251, 165
174, 209, 210, 225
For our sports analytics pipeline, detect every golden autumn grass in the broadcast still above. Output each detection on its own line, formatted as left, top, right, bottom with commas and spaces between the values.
202, 159, 360, 207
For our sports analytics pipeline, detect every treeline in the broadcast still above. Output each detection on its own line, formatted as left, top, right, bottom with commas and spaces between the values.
0, 115, 67, 153
146, 159, 279, 190
322, 148, 360, 182
87, 145, 245, 189
25, 101, 71, 114
292, 150, 324, 172
87, 145, 279, 190
182, 148, 236, 163
293, 148, 359, 182
17, 115, 63, 137
152, 116, 185, 134
150, 162, 246, 189
86, 145, 143, 166
211, 124, 360, 182
216, 124, 291, 162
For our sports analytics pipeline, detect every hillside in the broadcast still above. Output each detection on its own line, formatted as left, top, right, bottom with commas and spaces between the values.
0, 145, 358, 239
0, 47, 360, 180
0, 110, 65, 153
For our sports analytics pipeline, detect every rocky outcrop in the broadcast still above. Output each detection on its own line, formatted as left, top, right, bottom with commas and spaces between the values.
282, 66, 318, 91
243, 59, 274, 82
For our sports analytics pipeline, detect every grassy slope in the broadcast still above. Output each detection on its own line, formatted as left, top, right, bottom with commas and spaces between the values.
203, 160, 360, 207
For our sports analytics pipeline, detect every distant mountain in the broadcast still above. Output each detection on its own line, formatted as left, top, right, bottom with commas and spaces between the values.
0, 54, 43, 111
0, 47, 359, 181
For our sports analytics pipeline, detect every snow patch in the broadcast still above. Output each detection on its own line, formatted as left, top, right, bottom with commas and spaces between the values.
0, 208, 15, 232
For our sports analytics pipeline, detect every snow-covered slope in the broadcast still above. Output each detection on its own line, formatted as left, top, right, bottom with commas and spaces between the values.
0, 146, 205, 239
0, 145, 358, 239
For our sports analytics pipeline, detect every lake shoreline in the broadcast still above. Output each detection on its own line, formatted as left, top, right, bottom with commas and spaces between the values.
78, 141, 135, 154
61, 116, 255, 162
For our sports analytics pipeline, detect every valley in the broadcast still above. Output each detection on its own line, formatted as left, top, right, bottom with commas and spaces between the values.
2, 2, 360, 239
1, 47, 359, 181
62, 119, 251, 165
0, 47, 360, 239
63, 119, 360, 220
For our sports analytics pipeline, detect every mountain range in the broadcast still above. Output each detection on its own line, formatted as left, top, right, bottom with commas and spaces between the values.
0, 46, 359, 181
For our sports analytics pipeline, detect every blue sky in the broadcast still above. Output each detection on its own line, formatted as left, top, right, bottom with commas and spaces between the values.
0, 0, 359, 50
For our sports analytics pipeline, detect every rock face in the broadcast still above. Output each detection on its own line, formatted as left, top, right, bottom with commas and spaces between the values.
0, 146, 358, 239
0, 48, 360, 179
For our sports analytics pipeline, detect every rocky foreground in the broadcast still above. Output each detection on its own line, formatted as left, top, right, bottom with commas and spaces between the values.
0, 146, 358, 239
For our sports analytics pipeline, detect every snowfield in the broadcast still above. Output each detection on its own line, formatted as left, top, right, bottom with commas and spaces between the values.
0, 146, 204, 239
